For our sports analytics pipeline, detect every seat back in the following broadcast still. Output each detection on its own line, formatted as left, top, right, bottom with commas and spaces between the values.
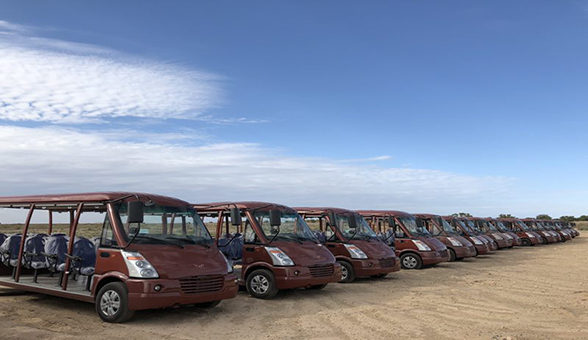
314, 231, 327, 244
218, 233, 243, 260
24, 234, 48, 269
0, 234, 7, 248
0, 234, 22, 266
44, 234, 69, 270
71, 237, 97, 276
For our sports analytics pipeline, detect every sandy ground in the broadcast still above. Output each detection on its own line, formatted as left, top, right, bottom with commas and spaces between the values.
1, 237, 587, 340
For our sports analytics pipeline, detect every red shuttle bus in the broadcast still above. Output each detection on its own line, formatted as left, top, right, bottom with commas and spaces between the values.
499, 218, 541, 246
295, 207, 399, 283
194, 202, 341, 299
0, 193, 238, 323
414, 214, 476, 261
358, 210, 449, 269
442, 216, 492, 255
522, 219, 558, 244
487, 218, 522, 246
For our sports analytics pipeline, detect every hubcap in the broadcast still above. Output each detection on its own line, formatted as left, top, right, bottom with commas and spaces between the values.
100, 290, 121, 317
250, 274, 270, 294
341, 266, 348, 281
403, 256, 417, 269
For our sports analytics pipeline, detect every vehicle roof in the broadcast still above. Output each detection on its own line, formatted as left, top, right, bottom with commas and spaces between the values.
412, 213, 441, 218
193, 201, 294, 212
356, 210, 414, 218
294, 207, 357, 215
0, 192, 189, 207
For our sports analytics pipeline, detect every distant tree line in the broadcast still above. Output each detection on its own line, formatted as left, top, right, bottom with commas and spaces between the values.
451, 213, 587, 221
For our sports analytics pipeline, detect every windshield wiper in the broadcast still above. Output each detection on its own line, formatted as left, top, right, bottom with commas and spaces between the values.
135, 235, 184, 248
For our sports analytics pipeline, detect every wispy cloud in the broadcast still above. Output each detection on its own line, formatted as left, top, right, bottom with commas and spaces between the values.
0, 125, 515, 215
0, 20, 223, 123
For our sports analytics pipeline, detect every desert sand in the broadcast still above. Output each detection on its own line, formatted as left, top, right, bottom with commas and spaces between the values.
1, 237, 587, 340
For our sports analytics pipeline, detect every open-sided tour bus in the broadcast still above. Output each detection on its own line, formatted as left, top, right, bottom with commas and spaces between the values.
358, 210, 449, 269
194, 202, 341, 299
414, 214, 476, 261
295, 207, 399, 283
0, 193, 238, 323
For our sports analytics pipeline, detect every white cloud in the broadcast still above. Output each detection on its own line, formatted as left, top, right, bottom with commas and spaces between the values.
0, 125, 516, 216
0, 21, 222, 123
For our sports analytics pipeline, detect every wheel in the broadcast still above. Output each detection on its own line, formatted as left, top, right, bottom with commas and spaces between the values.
400, 253, 422, 269
95, 282, 134, 323
448, 248, 456, 262
474, 247, 479, 256
307, 284, 328, 290
493, 241, 499, 249
338, 261, 355, 283
371, 273, 388, 279
541, 238, 548, 245
194, 300, 221, 308
521, 238, 531, 246
246, 269, 278, 299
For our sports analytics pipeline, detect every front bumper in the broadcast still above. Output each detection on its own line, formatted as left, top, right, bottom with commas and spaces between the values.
272, 263, 342, 289
126, 274, 238, 311
421, 249, 449, 265
454, 245, 476, 259
474, 243, 491, 255
352, 257, 399, 277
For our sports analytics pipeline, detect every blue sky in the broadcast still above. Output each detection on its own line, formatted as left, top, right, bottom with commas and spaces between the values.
0, 1, 587, 217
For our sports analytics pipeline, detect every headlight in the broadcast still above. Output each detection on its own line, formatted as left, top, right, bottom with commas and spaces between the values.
412, 240, 431, 251
503, 234, 513, 240
265, 247, 295, 266
493, 233, 503, 240
121, 251, 159, 278
220, 252, 234, 273
471, 237, 483, 245
447, 237, 462, 247
526, 232, 535, 238
343, 244, 368, 259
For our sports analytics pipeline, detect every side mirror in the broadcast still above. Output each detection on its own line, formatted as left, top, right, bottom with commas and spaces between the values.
269, 210, 281, 227
127, 201, 144, 224
230, 207, 242, 226
348, 215, 358, 229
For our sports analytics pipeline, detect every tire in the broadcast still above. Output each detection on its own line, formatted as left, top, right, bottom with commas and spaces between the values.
541, 238, 548, 245
521, 238, 531, 246
493, 241, 499, 250
400, 253, 422, 269
246, 269, 278, 299
371, 273, 388, 279
194, 300, 221, 308
95, 282, 135, 323
307, 284, 328, 290
338, 261, 355, 283
448, 248, 456, 262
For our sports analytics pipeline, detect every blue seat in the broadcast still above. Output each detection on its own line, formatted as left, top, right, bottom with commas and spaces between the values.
218, 233, 243, 261
42, 234, 69, 273
61, 237, 96, 276
0, 234, 22, 267
314, 231, 327, 244
23, 234, 49, 269
0, 234, 7, 248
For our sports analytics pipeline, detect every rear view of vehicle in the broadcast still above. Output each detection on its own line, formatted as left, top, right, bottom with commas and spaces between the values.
195, 202, 341, 299
443, 216, 492, 256
359, 210, 449, 269
414, 214, 476, 261
296, 207, 399, 282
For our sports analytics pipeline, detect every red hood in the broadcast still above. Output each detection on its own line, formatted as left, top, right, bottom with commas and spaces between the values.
270, 241, 336, 267
131, 244, 228, 279
350, 239, 396, 259
417, 236, 447, 252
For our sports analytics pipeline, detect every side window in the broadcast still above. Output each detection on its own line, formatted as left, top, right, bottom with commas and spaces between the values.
244, 219, 257, 244
394, 220, 406, 238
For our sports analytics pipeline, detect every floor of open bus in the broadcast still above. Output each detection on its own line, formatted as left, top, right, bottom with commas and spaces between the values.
0, 273, 92, 297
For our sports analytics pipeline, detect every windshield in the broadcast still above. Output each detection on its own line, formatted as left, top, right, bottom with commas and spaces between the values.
516, 221, 530, 231
438, 217, 458, 235
254, 211, 317, 243
485, 221, 499, 232
466, 220, 482, 234
117, 204, 213, 247
495, 220, 509, 232
455, 219, 474, 235
399, 216, 430, 237
336, 214, 378, 241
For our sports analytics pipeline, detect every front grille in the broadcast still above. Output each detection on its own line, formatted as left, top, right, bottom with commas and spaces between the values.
179, 275, 224, 294
309, 264, 335, 277
378, 258, 395, 268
